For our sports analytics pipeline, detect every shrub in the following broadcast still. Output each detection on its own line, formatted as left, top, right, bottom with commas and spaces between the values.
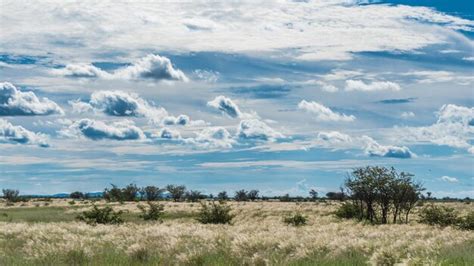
2, 189, 20, 202
335, 202, 363, 219
70, 191, 84, 199
185, 190, 205, 202
458, 211, 474, 231
247, 190, 259, 201
283, 213, 307, 226
68, 200, 76, 205
197, 201, 234, 224
137, 201, 164, 221
142, 186, 163, 201
419, 205, 459, 227
77, 205, 123, 225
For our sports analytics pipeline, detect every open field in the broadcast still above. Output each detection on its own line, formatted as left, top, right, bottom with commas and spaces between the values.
0, 199, 473, 265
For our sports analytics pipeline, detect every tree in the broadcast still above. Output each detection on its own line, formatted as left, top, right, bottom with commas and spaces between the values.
103, 184, 124, 202
166, 185, 186, 202
234, 189, 248, 201
122, 183, 139, 201
185, 190, 205, 202
217, 191, 229, 201
247, 190, 259, 201
70, 191, 85, 199
2, 189, 20, 202
142, 186, 163, 201
343, 166, 424, 224
309, 189, 318, 200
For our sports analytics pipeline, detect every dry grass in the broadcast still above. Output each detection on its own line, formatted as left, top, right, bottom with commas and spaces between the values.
0, 200, 472, 265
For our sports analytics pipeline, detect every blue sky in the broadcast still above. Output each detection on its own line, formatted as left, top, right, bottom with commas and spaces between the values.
0, 0, 473, 197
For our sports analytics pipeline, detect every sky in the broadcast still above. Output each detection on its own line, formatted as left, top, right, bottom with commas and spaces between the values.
0, 0, 473, 197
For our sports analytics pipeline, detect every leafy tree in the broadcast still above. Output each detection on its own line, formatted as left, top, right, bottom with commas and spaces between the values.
343, 166, 424, 224
103, 184, 124, 202
247, 190, 259, 201
217, 191, 229, 201
2, 189, 20, 202
309, 189, 318, 200
196, 201, 234, 224
185, 190, 205, 202
234, 189, 248, 201
142, 186, 163, 201
70, 191, 84, 199
138, 201, 165, 221
326, 191, 345, 201
122, 183, 139, 201
166, 184, 186, 202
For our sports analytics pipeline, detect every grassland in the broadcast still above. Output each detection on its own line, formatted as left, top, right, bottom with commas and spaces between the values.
0, 199, 473, 265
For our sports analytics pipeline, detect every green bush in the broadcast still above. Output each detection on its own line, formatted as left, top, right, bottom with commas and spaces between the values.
418, 205, 459, 227
335, 202, 363, 219
196, 201, 234, 224
283, 213, 307, 226
137, 201, 164, 221
458, 211, 474, 230
77, 205, 123, 225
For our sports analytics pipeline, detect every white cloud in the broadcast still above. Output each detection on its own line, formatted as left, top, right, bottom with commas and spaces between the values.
51, 63, 109, 78
396, 104, 474, 153
304, 80, 339, 92
345, 80, 401, 92
2, 1, 472, 61
162, 115, 190, 126
238, 119, 284, 141
317, 131, 353, 144
0, 119, 49, 147
193, 127, 235, 149
298, 100, 355, 122
404, 71, 474, 85
207, 95, 242, 118
157, 127, 181, 140
401, 111, 415, 119
114, 54, 188, 82
72, 90, 168, 123
62, 119, 146, 141
362, 136, 414, 158
0, 82, 64, 116
440, 175, 459, 183
54, 54, 188, 82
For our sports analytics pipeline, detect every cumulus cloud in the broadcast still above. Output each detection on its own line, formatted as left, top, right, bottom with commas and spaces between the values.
298, 100, 355, 122
401, 111, 415, 119
345, 80, 401, 92
51, 63, 109, 78
114, 54, 188, 81
207, 96, 242, 118
0, 119, 49, 147
157, 127, 181, 139
63, 119, 145, 141
71, 90, 168, 123
317, 131, 353, 144
162, 115, 190, 126
396, 104, 474, 153
238, 119, 284, 141
54, 54, 188, 82
193, 127, 234, 148
363, 136, 414, 158
0, 82, 64, 116
440, 175, 459, 183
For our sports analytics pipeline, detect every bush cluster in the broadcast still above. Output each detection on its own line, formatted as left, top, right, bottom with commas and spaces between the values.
283, 213, 307, 226
419, 205, 474, 230
77, 205, 124, 225
196, 201, 234, 224
137, 201, 164, 221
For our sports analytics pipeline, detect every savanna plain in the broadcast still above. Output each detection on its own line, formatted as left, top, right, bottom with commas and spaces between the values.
0, 199, 473, 266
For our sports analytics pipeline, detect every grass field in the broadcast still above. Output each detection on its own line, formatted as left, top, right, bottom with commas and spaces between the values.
0, 199, 473, 265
